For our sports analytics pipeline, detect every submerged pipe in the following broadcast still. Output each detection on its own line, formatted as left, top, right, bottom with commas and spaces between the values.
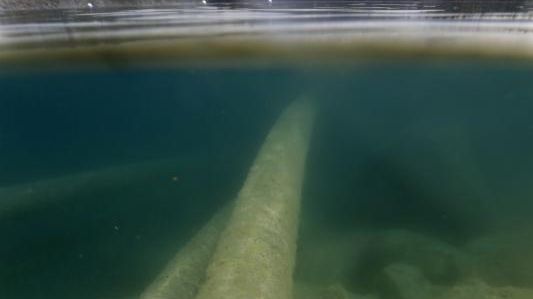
0, 157, 195, 217
140, 204, 233, 299
195, 98, 316, 299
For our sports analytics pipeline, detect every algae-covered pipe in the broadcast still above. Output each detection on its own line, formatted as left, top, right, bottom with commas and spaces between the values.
195, 98, 316, 299
140, 204, 232, 299
0, 157, 196, 217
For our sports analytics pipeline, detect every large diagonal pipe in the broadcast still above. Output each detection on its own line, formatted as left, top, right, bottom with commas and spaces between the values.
194, 98, 315, 299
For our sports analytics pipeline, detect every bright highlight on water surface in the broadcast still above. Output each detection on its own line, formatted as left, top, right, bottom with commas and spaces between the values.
0, 2, 533, 62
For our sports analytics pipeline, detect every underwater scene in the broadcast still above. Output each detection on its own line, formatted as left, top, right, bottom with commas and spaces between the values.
2, 1, 533, 299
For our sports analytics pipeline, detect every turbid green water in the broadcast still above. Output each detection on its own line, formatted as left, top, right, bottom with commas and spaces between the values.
2, 1, 533, 299
2, 62, 533, 299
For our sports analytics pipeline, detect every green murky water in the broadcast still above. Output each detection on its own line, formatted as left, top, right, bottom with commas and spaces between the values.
2, 2, 533, 299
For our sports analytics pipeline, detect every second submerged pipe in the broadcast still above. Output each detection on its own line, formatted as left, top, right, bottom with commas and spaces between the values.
140, 204, 233, 299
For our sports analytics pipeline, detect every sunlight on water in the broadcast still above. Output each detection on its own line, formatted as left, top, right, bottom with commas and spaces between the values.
0, 1, 533, 60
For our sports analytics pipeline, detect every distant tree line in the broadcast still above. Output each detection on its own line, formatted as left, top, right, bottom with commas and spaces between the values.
434, 0, 529, 12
